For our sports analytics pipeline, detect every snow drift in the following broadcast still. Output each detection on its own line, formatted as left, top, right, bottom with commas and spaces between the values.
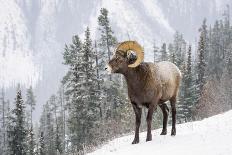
89, 110, 232, 155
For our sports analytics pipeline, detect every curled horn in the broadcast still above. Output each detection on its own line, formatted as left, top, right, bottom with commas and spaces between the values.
116, 41, 144, 67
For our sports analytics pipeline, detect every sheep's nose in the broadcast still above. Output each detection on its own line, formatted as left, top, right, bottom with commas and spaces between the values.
105, 65, 112, 74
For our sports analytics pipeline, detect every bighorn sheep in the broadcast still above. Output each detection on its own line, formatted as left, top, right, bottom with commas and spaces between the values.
105, 41, 182, 144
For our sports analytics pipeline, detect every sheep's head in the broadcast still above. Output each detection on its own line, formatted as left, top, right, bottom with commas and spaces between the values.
105, 41, 144, 74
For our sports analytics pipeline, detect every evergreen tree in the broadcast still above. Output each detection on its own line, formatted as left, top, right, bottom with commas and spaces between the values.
49, 95, 63, 154
56, 85, 66, 154
208, 20, 224, 79
179, 45, 197, 121
98, 8, 117, 61
28, 128, 35, 155
39, 132, 45, 155
97, 8, 124, 121
63, 28, 102, 151
7, 88, 28, 155
153, 41, 159, 62
0, 88, 6, 155
25, 86, 36, 128
25, 86, 36, 155
196, 19, 208, 97
98, 8, 117, 80
62, 34, 83, 151
168, 43, 175, 63
160, 43, 168, 61
173, 31, 186, 69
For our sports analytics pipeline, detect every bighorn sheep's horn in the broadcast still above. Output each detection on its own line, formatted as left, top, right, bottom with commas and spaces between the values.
116, 41, 144, 67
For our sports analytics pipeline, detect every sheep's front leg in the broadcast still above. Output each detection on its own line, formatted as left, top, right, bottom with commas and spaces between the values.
146, 102, 157, 142
132, 103, 142, 144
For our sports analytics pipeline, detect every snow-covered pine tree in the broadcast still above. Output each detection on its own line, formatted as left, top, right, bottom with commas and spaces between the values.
196, 19, 208, 101
49, 95, 63, 154
62, 28, 102, 151
25, 86, 36, 155
173, 31, 186, 70
39, 132, 45, 155
153, 41, 159, 62
208, 20, 224, 80
3, 100, 10, 155
97, 8, 125, 121
56, 85, 66, 154
0, 87, 6, 155
160, 43, 168, 61
172, 32, 188, 122
98, 8, 117, 80
26, 86, 36, 128
98, 8, 117, 61
168, 43, 175, 63
78, 27, 101, 148
7, 87, 28, 155
45, 103, 56, 155
182, 45, 197, 121
62, 34, 84, 152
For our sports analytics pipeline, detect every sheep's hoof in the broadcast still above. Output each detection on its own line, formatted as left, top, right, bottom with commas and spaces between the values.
171, 128, 176, 136
160, 129, 167, 135
146, 135, 152, 142
132, 138, 139, 144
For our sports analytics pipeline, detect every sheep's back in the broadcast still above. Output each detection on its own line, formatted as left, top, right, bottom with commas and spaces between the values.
151, 61, 182, 101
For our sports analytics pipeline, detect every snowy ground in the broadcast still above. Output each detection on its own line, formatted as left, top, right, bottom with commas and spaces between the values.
89, 110, 232, 155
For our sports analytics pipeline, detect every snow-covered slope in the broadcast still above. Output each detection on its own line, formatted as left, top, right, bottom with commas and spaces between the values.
89, 110, 232, 155
0, 0, 41, 88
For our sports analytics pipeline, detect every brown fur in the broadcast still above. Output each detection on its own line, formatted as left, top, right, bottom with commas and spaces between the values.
107, 51, 181, 144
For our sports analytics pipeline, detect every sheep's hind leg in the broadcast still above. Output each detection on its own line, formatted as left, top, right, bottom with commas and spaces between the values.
159, 103, 169, 135
170, 97, 176, 136
132, 103, 142, 144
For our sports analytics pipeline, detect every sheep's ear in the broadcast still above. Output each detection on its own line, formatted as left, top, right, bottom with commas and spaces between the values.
127, 50, 137, 63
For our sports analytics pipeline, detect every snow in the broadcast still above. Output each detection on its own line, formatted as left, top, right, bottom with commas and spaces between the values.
0, 0, 41, 88
89, 110, 232, 155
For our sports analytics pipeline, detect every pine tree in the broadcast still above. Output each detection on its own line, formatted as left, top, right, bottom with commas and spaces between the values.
62, 28, 102, 151
168, 43, 175, 63
49, 95, 63, 154
62, 34, 83, 151
196, 19, 208, 97
181, 45, 197, 121
98, 8, 117, 80
7, 87, 28, 155
39, 132, 45, 155
28, 128, 35, 155
56, 85, 66, 154
153, 41, 159, 62
25, 86, 36, 155
26, 86, 36, 128
45, 103, 56, 155
0, 87, 6, 154
172, 32, 188, 122
208, 20, 224, 80
173, 31, 186, 69
160, 43, 168, 61
98, 8, 117, 61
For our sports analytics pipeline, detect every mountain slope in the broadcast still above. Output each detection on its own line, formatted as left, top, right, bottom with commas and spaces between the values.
89, 110, 232, 155
0, 0, 41, 88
